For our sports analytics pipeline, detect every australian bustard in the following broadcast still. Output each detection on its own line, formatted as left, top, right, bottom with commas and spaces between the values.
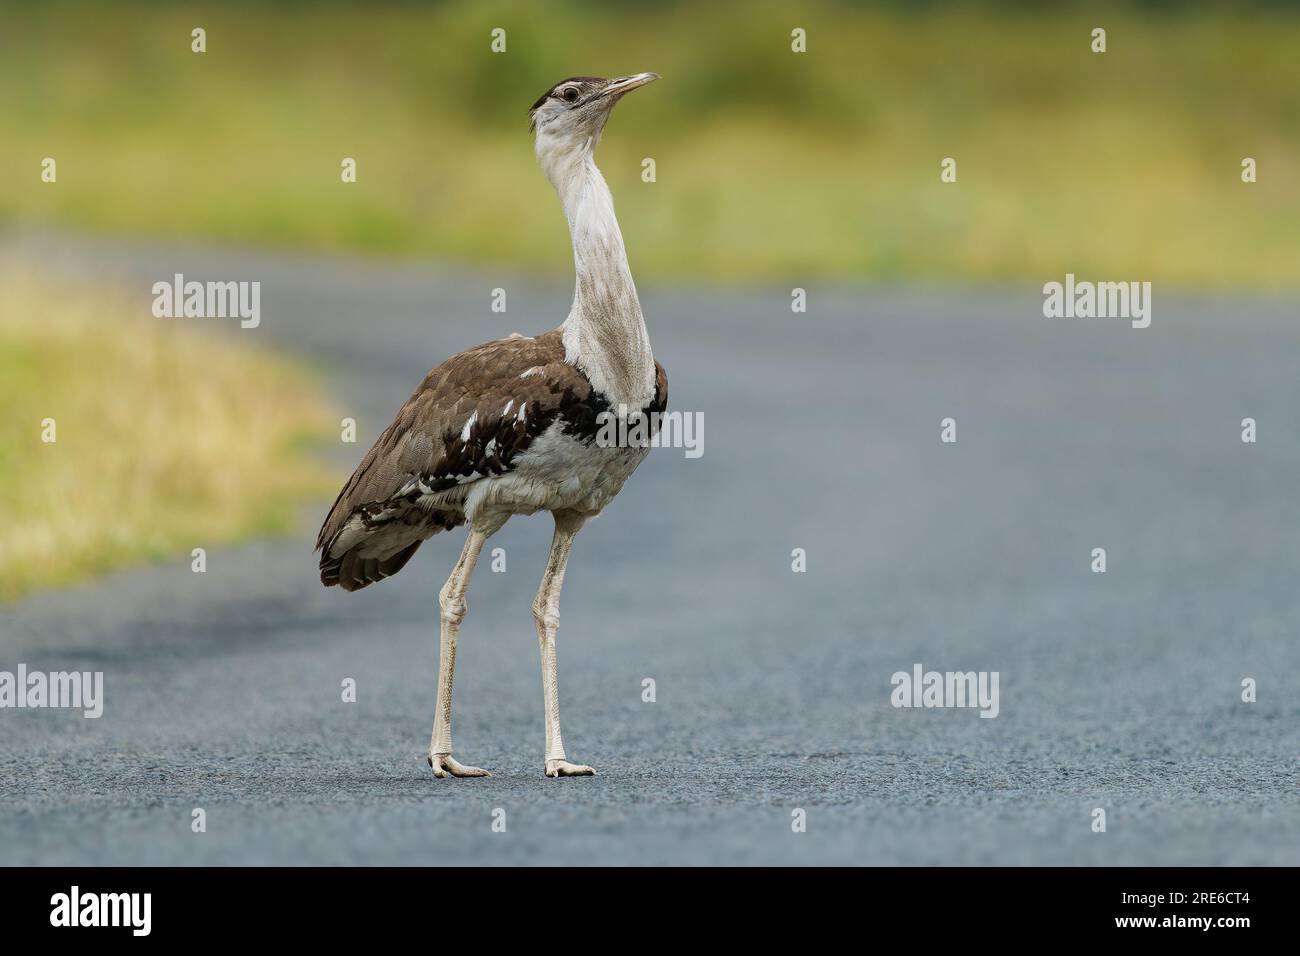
315, 74, 665, 778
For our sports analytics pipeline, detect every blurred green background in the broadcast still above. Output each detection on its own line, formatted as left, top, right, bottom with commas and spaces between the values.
2, 0, 1298, 289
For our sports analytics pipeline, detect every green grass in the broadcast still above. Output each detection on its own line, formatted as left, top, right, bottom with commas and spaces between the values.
0, 270, 336, 602
1, 0, 1298, 289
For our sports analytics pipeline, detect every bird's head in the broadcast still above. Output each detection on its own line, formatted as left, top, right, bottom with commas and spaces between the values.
529, 73, 658, 164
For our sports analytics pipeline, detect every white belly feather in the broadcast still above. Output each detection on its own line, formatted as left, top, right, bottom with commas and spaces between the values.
462, 421, 648, 522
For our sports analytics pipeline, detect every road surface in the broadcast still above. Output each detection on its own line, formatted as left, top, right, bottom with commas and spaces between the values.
2, 231, 1297, 865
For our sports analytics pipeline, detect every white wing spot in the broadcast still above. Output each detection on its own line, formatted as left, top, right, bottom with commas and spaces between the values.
460, 411, 477, 441
520, 365, 545, 378
502, 399, 514, 417
516, 402, 528, 421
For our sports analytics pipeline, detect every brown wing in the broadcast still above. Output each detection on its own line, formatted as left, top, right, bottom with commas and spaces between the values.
316, 329, 596, 590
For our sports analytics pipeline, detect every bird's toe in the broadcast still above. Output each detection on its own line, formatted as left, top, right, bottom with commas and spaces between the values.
545, 758, 596, 777
429, 753, 491, 778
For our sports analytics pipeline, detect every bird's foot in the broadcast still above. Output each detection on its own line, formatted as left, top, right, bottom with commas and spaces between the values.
545, 758, 595, 778
428, 753, 491, 778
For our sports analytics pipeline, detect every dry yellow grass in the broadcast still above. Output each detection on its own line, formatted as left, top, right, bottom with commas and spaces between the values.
0, 270, 335, 601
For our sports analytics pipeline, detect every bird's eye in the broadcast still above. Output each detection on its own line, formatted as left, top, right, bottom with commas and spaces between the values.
561, 87, 579, 102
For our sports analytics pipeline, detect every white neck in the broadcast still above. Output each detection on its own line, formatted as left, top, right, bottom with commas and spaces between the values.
539, 138, 655, 412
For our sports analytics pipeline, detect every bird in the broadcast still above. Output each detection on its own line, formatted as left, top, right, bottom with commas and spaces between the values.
314, 73, 666, 779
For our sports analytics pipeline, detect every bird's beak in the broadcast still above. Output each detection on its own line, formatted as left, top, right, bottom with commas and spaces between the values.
593, 72, 660, 103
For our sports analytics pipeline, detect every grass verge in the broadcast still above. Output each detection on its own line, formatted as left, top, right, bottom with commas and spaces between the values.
0, 269, 336, 602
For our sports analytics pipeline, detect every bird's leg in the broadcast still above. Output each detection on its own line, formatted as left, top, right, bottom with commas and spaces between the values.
428, 528, 491, 778
533, 512, 594, 778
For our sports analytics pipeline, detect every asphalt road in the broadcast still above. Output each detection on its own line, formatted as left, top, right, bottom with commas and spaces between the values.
2, 232, 1297, 865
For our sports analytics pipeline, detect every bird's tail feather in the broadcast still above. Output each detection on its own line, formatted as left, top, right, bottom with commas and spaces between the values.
320, 540, 422, 591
